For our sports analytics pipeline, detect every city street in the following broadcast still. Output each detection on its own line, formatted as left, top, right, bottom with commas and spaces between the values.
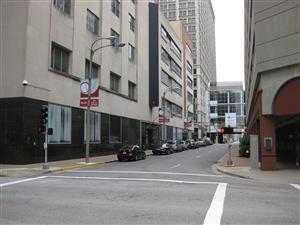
1, 144, 299, 225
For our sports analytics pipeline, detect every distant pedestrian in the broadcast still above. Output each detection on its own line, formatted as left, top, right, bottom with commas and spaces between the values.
296, 141, 300, 167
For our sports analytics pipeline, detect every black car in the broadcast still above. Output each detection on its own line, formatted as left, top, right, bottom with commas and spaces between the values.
117, 145, 146, 161
153, 142, 174, 155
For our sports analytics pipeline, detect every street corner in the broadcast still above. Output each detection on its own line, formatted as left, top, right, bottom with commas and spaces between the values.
215, 163, 252, 179
0, 167, 63, 177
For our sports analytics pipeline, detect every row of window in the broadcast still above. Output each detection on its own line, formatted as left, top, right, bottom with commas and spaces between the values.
161, 48, 182, 78
48, 103, 139, 144
210, 105, 244, 116
164, 99, 183, 118
161, 26, 182, 60
51, 43, 136, 100
161, 70, 182, 96
210, 92, 243, 104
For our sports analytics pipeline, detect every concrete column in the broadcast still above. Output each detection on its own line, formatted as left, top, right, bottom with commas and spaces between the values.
250, 135, 259, 169
259, 115, 276, 170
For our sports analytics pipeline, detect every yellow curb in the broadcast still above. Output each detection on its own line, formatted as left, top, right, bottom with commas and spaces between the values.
62, 161, 107, 171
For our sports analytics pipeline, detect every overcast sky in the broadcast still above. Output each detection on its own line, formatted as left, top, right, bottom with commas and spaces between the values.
211, 0, 244, 84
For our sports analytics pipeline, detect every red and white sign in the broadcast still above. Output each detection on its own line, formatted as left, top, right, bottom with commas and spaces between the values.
80, 98, 99, 107
159, 115, 170, 123
80, 79, 99, 108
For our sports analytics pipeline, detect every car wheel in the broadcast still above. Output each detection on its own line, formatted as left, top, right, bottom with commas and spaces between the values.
142, 153, 146, 159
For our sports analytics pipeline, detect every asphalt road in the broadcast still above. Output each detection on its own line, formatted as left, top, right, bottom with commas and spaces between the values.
1, 144, 299, 225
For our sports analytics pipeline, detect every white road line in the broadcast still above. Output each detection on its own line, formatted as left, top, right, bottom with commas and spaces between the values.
291, 183, 300, 190
68, 170, 223, 178
203, 183, 227, 225
171, 164, 181, 168
196, 155, 201, 158
0, 176, 47, 187
48, 175, 222, 185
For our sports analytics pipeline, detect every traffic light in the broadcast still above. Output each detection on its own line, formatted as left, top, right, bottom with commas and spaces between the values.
220, 127, 234, 134
41, 105, 48, 125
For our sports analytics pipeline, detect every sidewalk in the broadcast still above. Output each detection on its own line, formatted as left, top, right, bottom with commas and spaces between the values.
0, 150, 153, 177
215, 147, 300, 184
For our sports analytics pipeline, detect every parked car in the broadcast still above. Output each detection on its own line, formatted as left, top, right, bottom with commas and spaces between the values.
195, 139, 206, 148
204, 137, 213, 145
187, 139, 196, 149
152, 142, 174, 155
176, 141, 185, 152
117, 145, 146, 161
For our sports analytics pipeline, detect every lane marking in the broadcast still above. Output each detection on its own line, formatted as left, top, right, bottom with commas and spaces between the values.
291, 184, 300, 190
203, 183, 227, 225
196, 155, 201, 158
48, 175, 223, 185
68, 170, 223, 178
171, 164, 181, 168
0, 176, 47, 187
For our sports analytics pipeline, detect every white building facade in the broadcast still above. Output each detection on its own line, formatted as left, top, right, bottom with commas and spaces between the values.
0, 0, 191, 163
159, 0, 216, 138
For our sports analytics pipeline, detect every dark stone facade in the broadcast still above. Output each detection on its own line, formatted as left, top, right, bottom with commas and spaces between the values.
0, 97, 157, 164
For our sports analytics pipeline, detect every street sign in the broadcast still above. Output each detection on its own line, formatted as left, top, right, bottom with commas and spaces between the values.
225, 113, 236, 127
80, 79, 99, 108
80, 99, 99, 107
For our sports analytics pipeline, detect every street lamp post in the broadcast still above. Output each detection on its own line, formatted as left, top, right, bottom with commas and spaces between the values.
85, 37, 125, 164
185, 103, 193, 140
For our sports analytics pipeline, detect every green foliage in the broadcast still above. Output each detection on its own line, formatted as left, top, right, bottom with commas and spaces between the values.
239, 135, 250, 158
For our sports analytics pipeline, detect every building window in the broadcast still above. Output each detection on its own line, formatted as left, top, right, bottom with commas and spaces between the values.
188, 92, 193, 103
170, 60, 181, 78
168, 11, 176, 18
110, 29, 120, 47
179, 10, 186, 17
229, 92, 241, 103
87, 10, 99, 35
51, 43, 70, 73
161, 70, 171, 87
179, 3, 186, 8
110, 115, 121, 143
168, 3, 176, 10
128, 44, 135, 61
194, 90, 197, 99
48, 104, 71, 143
110, 72, 120, 92
188, 2, 195, 8
230, 105, 242, 116
170, 40, 181, 60
161, 26, 168, 42
85, 60, 100, 79
188, 17, 196, 24
85, 111, 100, 143
217, 105, 228, 116
128, 81, 136, 100
111, 0, 120, 17
172, 104, 182, 118
188, 10, 195, 16
187, 76, 193, 88
53, 0, 70, 14
187, 61, 192, 73
193, 78, 197, 87
172, 80, 182, 96
129, 14, 135, 32
161, 48, 170, 66
217, 93, 228, 104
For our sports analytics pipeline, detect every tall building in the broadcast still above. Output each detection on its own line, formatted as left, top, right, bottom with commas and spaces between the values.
159, 0, 216, 138
0, 0, 191, 163
209, 81, 245, 143
244, 0, 300, 170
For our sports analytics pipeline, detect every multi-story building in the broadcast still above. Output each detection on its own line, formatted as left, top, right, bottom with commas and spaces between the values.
0, 0, 192, 163
208, 82, 245, 143
244, 0, 300, 170
159, 0, 216, 138
149, 4, 193, 142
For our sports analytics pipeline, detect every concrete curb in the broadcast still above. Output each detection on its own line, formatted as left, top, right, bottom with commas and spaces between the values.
215, 165, 252, 179
1, 151, 154, 177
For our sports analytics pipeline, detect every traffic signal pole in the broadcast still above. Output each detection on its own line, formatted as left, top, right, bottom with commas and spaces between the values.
42, 123, 49, 170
